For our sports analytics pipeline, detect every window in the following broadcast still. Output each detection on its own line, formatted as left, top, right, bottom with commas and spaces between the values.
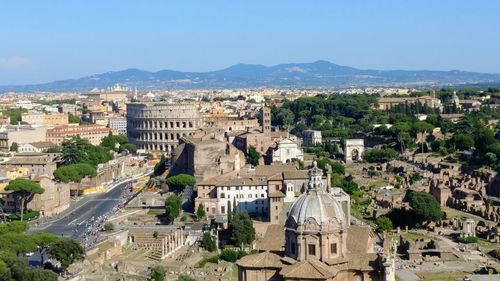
220, 193, 225, 199
221, 206, 225, 213
308, 244, 316, 256
330, 243, 337, 254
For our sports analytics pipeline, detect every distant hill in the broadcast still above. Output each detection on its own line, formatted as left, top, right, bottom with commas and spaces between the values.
2, 60, 500, 92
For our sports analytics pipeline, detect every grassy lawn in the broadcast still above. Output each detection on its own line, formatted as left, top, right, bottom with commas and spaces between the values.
477, 238, 500, 254
443, 207, 480, 221
417, 271, 468, 281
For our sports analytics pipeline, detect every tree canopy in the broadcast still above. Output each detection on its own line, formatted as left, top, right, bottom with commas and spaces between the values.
229, 213, 255, 246
165, 174, 196, 191
46, 238, 85, 271
165, 195, 182, 224
408, 191, 443, 222
363, 148, 399, 163
0, 221, 81, 280
246, 145, 260, 166
5, 179, 44, 221
53, 163, 97, 183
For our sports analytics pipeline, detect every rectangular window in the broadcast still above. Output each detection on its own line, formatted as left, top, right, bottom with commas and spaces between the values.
330, 243, 337, 254
220, 193, 225, 199
308, 244, 316, 256
221, 206, 225, 214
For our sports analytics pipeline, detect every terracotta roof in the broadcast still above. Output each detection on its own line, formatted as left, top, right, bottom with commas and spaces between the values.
255, 165, 297, 177
280, 259, 337, 279
0, 154, 57, 165
283, 170, 308, 180
256, 224, 285, 251
236, 251, 285, 269
346, 225, 380, 271
268, 191, 285, 198
29, 141, 56, 149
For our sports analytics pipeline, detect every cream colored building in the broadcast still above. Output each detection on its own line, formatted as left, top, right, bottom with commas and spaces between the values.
46, 124, 114, 145
3, 125, 49, 146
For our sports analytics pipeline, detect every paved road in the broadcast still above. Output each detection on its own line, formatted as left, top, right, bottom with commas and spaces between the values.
35, 172, 151, 240
37, 180, 131, 240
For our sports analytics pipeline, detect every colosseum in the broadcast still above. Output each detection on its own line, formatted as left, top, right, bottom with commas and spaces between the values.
126, 102, 202, 153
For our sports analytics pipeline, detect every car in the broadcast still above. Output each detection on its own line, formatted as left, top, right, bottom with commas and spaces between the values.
24, 252, 34, 257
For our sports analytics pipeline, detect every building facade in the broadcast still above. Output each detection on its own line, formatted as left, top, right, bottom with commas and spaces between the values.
46, 124, 114, 145
109, 116, 127, 135
303, 130, 322, 146
126, 102, 202, 153
236, 162, 394, 281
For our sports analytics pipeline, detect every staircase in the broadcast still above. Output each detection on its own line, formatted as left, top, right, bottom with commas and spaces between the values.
148, 249, 163, 261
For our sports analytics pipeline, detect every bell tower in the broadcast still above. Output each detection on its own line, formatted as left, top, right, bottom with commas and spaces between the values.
262, 107, 271, 135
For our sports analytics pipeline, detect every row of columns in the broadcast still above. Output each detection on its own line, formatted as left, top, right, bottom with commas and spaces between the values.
161, 228, 185, 259
140, 143, 173, 152
139, 131, 192, 141
131, 120, 195, 130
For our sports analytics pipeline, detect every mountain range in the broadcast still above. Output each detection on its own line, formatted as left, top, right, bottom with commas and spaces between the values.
2, 60, 500, 92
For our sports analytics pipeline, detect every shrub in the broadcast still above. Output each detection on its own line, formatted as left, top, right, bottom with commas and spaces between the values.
103, 222, 114, 231
456, 236, 478, 244
7, 210, 40, 221
376, 216, 393, 233
149, 265, 165, 281
196, 255, 219, 268
220, 248, 238, 262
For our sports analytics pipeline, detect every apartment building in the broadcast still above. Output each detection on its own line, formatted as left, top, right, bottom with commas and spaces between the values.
46, 124, 114, 145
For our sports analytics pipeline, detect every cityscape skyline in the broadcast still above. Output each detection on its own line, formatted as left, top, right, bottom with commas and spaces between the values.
1, 0, 500, 84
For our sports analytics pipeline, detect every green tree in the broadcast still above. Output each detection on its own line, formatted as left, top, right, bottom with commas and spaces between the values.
165, 174, 196, 192
340, 175, 359, 195
121, 143, 137, 153
246, 146, 260, 166
165, 195, 182, 224
53, 163, 97, 183
9, 142, 18, 152
196, 203, 206, 220
408, 191, 443, 222
450, 133, 474, 151
201, 232, 216, 252
103, 222, 114, 232
60, 136, 91, 165
330, 162, 345, 175
412, 121, 434, 153
5, 179, 44, 221
149, 265, 166, 281
220, 248, 238, 262
229, 213, 255, 247
363, 148, 399, 163
67, 113, 81, 124
2, 108, 27, 125
376, 216, 393, 233
46, 238, 85, 272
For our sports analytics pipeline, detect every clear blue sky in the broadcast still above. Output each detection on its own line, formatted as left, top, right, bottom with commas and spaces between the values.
1, 0, 499, 84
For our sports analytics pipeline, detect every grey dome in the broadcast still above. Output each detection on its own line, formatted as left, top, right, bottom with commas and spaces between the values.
286, 188, 345, 228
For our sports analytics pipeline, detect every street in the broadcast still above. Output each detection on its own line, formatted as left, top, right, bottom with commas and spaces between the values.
34, 172, 151, 240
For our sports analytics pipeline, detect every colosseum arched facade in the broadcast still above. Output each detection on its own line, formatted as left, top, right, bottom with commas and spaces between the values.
126, 102, 202, 153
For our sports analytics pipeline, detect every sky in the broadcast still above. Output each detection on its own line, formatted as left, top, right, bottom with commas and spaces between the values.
1, 0, 500, 85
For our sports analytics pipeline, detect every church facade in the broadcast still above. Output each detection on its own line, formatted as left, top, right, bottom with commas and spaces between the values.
237, 162, 395, 281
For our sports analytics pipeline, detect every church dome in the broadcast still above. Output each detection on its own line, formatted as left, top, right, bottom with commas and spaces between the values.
285, 161, 346, 230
